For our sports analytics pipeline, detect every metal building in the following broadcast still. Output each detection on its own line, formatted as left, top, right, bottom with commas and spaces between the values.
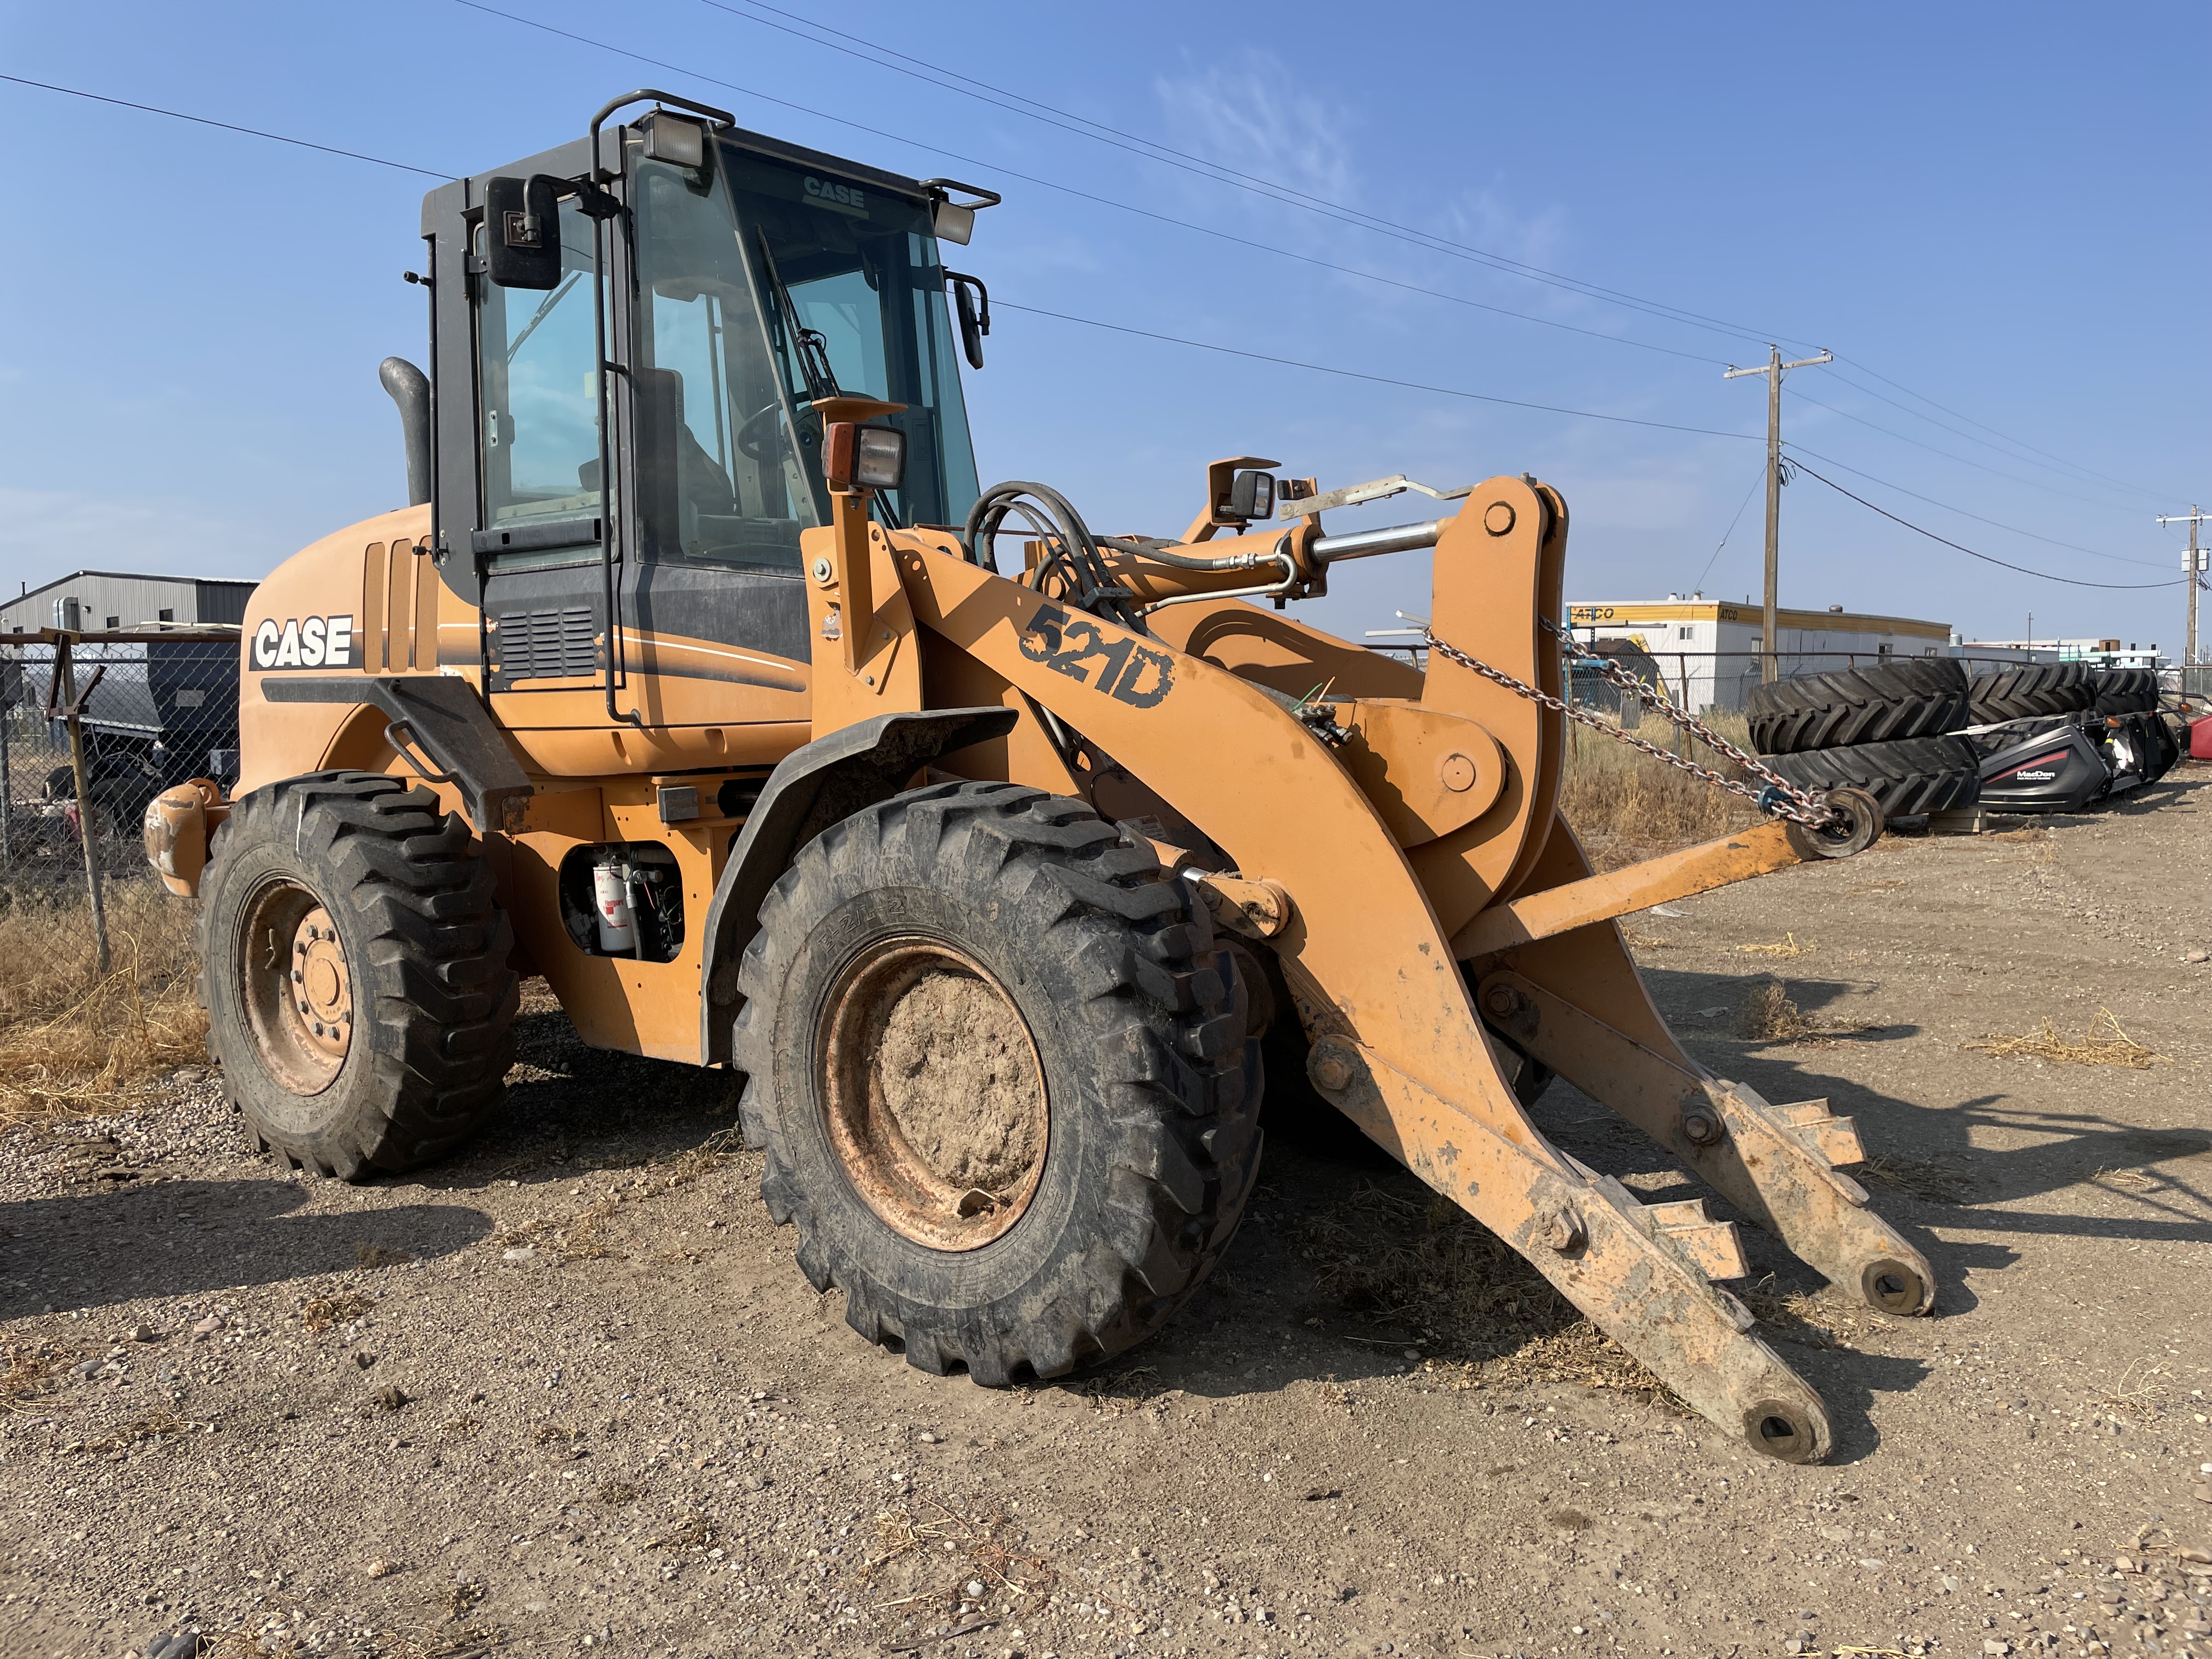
1, 570, 257, 635
1567, 595, 1954, 713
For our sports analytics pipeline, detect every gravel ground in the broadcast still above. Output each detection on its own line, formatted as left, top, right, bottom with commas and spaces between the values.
2, 772, 2209, 1659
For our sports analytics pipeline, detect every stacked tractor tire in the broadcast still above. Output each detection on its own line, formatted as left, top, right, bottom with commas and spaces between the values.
1747, 659, 2183, 820
1746, 659, 1983, 820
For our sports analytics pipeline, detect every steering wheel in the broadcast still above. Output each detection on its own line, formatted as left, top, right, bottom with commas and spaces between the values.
737, 397, 814, 462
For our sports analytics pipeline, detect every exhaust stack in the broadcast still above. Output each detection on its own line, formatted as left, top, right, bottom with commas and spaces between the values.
378, 356, 432, 508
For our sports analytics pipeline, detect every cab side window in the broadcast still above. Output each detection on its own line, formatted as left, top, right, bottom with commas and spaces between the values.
475, 200, 601, 560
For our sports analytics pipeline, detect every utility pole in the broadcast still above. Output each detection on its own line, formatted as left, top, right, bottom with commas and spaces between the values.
1725, 345, 1832, 681
2155, 506, 2208, 667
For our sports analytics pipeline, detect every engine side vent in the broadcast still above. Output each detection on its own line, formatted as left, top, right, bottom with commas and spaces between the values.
489, 607, 599, 686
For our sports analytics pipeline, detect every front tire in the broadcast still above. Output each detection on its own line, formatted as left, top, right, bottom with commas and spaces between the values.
733, 781, 1262, 1385
198, 771, 519, 1180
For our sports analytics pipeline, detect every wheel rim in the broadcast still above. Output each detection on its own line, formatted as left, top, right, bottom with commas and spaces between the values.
817, 936, 1048, 1251
236, 878, 351, 1096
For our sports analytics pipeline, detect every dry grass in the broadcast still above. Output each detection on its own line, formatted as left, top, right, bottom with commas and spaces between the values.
1965, 1007, 2164, 1070
2089, 1165, 2163, 1193
299, 1291, 375, 1334
1733, 977, 1871, 1048
1558, 712, 1762, 870
1737, 932, 1812, 958
1735, 977, 1815, 1041
1295, 1183, 1677, 1406
1736, 1277, 1875, 1351
0, 1343, 69, 1412
0, 880, 205, 1126
857, 1496, 1056, 1613
2099, 1359, 2176, 1420
78, 1407, 200, 1455
1858, 1154, 1979, 1205
644, 1513, 713, 1551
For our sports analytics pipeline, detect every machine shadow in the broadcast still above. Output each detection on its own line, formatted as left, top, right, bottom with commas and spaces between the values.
1138, 1099, 1907, 1463
1634, 967, 2212, 1253
408, 992, 746, 1194
0, 1178, 492, 1318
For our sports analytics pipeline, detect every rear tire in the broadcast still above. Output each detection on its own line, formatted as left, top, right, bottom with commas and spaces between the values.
2092, 668, 2158, 716
733, 780, 1262, 1385
1970, 662, 2094, 724
198, 771, 519, 1180
1745, 658, 1966, 755
1764, 735, 1982, 819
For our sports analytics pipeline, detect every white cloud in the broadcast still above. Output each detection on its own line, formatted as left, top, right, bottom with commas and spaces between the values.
1150, 57, 1362, 213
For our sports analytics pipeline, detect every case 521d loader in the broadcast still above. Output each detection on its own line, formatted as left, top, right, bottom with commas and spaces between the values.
145, 90, 1931, 1463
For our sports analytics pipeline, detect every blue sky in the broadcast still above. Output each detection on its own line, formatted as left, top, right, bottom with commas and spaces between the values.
2, 1, 2204, 650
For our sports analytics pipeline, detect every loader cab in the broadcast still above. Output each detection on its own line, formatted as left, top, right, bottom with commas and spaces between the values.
421, 105, 985, 709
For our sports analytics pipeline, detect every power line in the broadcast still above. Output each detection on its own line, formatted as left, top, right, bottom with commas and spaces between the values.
1832, 354, 2187, 505
991, 303, 1759, 439
1789, 461, 2185, 591
467, 2, 2196, 520
4, 57, 2186, 591
686, 0, 1801, 351
1691, 462, 1770, 595
451, 1, 1729, 368
0, 66, 1756, 441
691, 1, 2191, 512
1784, 385, 2160, 515
1784, 445, 2174, 570
0, 72, 450, 178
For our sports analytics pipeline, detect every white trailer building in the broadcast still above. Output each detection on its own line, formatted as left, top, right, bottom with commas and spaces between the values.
1566, 596, 1954, 713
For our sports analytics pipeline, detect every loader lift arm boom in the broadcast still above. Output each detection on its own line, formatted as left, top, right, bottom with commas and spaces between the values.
802, 466, 1934, 1462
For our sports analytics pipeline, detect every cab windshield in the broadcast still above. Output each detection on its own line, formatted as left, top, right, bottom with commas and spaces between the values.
627, 136, 981, 567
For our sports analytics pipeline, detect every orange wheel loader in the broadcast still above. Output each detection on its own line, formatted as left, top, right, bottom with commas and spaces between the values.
143, 91, 1931, 1462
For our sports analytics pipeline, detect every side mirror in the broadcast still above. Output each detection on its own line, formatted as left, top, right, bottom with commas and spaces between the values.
1226, 469, 1276, 521
945, 272, 990, 370
483, 175, 563, 290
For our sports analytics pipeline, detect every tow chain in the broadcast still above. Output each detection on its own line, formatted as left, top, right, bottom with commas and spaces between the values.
1417, 626, 1844, 830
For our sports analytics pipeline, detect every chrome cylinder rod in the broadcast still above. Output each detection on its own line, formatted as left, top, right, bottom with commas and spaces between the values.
1310, 518, 1447, 563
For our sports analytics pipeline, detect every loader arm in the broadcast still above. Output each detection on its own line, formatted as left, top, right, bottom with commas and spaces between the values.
861, 500, 1841, 1462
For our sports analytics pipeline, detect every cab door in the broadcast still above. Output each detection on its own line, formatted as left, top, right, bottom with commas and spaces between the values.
468, 152, 816, 770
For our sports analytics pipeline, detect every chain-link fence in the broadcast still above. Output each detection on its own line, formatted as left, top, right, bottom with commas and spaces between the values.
1372, 645, 2205, 721
2, 633, 241, 901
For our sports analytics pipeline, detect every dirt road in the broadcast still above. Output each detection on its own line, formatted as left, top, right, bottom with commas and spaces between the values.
3, 775, 2209, 1659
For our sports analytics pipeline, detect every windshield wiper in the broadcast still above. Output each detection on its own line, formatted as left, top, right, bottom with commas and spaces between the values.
752, 228, 841, 405
506, 270, 583, 366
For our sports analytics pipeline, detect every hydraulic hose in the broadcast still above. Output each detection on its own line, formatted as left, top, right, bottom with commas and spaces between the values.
964, 482, 1143, 631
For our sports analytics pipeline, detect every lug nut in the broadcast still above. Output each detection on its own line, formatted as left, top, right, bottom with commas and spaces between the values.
297, 1001, 309, 1015
1681, 1109, 1725, 1147
1543, 1209, 1585, 1252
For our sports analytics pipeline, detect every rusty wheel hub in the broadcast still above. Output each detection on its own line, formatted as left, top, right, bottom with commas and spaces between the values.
819, 937, 1047, 1251
238, 880, 351, 1095
292, 907, 353, 1061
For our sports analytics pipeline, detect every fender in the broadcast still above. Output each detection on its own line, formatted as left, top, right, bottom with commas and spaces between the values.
261, 675, 533, 830
696, 706, 1018, 1065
